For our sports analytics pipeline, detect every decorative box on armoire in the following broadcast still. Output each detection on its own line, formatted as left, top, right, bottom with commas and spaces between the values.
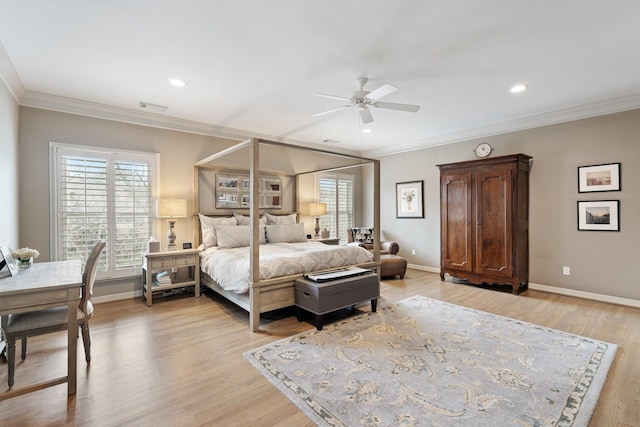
438, 154, 532, 294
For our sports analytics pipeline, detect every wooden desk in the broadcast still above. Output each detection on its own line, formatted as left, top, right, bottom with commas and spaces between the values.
0, 259, 82, 400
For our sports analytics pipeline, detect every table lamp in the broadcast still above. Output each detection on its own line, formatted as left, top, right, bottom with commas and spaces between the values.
157, 198, 187, 250
309, 202, 327, 239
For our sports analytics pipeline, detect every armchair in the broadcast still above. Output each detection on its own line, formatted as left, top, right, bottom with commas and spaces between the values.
346, 227, 399, 254
347, 228, 407, 279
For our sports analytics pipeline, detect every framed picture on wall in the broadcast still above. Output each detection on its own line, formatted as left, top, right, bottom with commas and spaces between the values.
396, 180, 424, 218
577, 200, 620, 231
215, 173, 282, 209
578, 163, 621, 193
0, 246, 19, 276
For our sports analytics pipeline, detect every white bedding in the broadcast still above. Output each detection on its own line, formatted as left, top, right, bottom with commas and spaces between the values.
200, 242, 374, 294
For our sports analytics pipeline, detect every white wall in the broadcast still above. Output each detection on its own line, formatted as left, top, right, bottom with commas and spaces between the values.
0, 78, 19, 249
377, 109, 640, 301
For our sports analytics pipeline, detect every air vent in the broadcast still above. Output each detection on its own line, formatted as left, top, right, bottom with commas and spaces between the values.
138, 101, 168, 112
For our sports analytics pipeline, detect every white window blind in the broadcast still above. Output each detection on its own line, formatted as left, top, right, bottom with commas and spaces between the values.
319, 174, 354, 243
51, 143, 158, 278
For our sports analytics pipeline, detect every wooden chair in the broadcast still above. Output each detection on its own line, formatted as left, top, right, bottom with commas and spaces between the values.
2, 241, 105, 388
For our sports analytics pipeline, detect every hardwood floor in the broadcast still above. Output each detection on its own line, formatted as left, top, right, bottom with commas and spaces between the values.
1, 269, 639, 426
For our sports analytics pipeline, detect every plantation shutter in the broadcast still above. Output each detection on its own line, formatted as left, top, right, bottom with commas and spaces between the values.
52, 143, 158, 278
318, 174, 354, 243
59, 155, 109, 268
113, 160, 154, 270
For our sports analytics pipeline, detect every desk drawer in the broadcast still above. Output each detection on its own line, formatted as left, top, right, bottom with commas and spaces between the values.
149, 258, 175, 269
175, 254, 197, 266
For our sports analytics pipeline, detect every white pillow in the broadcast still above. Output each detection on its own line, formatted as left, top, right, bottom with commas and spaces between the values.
199, 214, 237, 248
264, 213, 297, 225
266, 223, 307, 243
216, 225, 266, 248
233, 213, 267, 226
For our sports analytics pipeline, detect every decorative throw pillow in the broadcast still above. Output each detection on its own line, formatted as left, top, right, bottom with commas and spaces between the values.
265, 223, 307, 243
264, 213, 297, 225
199, 214, 237, 248
351, 227, 374, 244
233, 213, 267, 226
216, 225, 267, 248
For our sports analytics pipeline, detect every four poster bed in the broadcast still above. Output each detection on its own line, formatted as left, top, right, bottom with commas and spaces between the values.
193, 138, 381, 332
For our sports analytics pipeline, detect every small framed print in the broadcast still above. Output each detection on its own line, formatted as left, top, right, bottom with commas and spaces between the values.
396, 180, 424, 218
0, 246, 19, 276
578, 163, 621, 193
182, 242, 193, 249
577, 200, 620, 231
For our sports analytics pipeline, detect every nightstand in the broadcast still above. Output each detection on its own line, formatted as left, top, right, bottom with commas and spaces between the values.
310, 237, 340, 245
142, 249, 200, 306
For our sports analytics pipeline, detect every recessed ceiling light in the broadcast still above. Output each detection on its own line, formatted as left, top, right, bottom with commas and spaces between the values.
510, 84, 527, 93
168, 78, 187, 88
362, 128, 372, 134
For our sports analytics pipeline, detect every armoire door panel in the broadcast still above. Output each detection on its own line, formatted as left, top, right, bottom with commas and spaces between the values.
441, 173, 473, 272
476, 168, 513, 277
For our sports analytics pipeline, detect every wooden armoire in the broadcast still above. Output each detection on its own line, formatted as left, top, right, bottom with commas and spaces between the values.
438, 154, 532, 294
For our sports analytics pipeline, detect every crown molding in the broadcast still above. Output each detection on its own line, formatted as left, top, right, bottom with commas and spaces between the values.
13, 86, 640, 160
18, 90, 360, 156
362, 93, 640, 158
0, 40, 24, 100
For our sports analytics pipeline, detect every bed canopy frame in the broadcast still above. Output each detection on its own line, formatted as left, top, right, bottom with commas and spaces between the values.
194, 138, 381, 331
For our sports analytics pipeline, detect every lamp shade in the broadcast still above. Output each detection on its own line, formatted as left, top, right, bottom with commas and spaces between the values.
157, 198, 187, 218
309, 202, 327, 217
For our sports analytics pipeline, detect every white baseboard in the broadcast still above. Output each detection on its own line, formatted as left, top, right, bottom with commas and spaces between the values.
93, 290, 142, 304
94, 267, 640, 310
407, 263, 440, 274
407, 264, 640, 309
528, 282, 640, 309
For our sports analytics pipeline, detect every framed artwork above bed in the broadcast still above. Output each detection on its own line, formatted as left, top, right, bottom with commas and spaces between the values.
216, 173, 282, 209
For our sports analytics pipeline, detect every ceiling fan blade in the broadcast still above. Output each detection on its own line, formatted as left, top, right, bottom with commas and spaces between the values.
373, 101, 421, 113
313, 92, 352, 102
359, 106, 374, 124
312, 105, 352, 117
365, 83, 398, 100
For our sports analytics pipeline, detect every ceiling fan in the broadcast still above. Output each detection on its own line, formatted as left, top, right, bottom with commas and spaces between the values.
312, 77, 420, 124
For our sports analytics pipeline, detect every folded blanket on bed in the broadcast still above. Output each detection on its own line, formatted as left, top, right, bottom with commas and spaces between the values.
200, 242, 374, 294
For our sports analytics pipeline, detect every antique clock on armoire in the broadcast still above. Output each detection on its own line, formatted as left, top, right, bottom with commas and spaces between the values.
438, 153, 532, 294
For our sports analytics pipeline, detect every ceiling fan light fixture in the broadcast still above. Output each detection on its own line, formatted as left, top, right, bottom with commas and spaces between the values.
312, 77, 420, 126
510, 83, 527, 93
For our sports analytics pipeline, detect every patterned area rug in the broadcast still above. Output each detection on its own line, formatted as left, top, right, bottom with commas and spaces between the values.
244, 296, 617, 426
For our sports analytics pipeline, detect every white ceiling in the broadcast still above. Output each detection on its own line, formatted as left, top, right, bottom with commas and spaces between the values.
2, 1, 640, 157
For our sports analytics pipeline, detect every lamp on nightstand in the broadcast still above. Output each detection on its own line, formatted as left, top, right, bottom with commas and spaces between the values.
309, 202, 327, 239
157, 198, 187, 251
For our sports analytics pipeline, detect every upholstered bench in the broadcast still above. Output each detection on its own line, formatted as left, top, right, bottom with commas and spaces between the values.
294, 271, 380, 330
380, 254, 407, 279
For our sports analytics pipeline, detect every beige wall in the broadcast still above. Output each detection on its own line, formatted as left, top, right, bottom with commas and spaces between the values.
0, 79, 19, 249
17, 104, 640, 301
18, 107, 239, 296
377, 109, 640, 301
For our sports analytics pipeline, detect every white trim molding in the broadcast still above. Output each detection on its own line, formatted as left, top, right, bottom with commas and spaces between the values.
528, 282, 640, 309
0, 40, 24, 100
408, 264, 640, 309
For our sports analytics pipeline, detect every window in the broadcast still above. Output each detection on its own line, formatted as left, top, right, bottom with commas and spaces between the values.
318, 174, 354, 243
50, 143, 159, 278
